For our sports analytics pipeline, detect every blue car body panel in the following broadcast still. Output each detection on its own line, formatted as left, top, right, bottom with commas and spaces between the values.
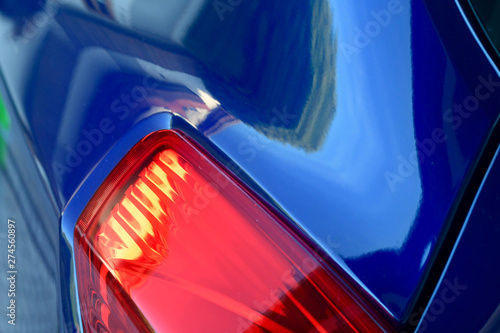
416, 145, 500, 333
0, 0, 499, 330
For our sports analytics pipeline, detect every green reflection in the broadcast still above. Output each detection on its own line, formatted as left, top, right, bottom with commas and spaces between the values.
0, 93, 10, 167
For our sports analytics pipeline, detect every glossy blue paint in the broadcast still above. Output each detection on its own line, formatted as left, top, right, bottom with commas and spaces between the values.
416, 144, 500, 333
0, 0, 499, 330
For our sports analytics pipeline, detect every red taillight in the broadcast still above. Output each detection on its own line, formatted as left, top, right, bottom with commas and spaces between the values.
74, 130, 394, 333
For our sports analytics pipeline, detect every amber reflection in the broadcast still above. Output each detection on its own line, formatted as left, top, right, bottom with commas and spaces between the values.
94, 149, 194, 291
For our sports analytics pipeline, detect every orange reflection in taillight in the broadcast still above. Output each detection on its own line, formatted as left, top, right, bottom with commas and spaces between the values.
74, 130, 396, 333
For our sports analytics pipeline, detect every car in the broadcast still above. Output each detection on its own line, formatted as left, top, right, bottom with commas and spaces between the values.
0, 0, 499, 332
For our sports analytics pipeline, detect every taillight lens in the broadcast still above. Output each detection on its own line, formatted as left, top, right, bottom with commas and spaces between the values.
74, 130, 394, 333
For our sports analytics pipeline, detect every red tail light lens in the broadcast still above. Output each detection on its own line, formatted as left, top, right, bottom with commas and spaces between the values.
74, 130, 394, 333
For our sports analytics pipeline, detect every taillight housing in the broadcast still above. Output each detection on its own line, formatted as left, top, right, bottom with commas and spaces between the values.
74, 130, 395, 332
